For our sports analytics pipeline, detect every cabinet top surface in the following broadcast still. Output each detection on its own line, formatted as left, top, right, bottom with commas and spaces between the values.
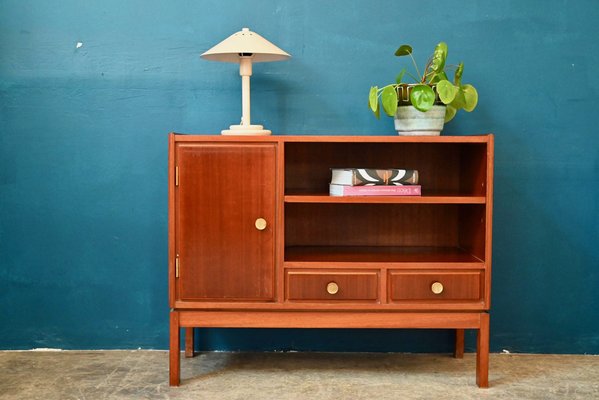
170, 133, 494, 144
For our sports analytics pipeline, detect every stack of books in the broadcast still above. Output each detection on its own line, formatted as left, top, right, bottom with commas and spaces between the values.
329, 168, 421, 196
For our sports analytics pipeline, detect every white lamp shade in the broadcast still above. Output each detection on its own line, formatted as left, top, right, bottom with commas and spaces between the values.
201, 27, 290, 63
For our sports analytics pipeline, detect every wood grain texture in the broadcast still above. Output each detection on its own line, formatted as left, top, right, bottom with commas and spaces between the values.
388, 270, 483, 302
276, 141, 286, 303
484, 135, 494, 309
171, 134, 493, 143
185, 327, 194, 358
477, 313, 490, 388
168, 133, 176, 308
178, 310, 484, 329
173, 300, 486, 311
285, 203, 462, 248
169, 311, 180, 386
284, 194, 486, 204
175, 143, 277, 301
284, 246, 484, 264
454, 328, 465, 358
286, 270, 379, 302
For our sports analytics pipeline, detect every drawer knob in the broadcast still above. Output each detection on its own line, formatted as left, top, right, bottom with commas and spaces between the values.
431, 282, 444, 294
326, 282, 339, 295
255, 218, 267, 231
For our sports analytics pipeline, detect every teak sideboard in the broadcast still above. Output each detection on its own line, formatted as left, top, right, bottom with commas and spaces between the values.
168, 134, 494, 387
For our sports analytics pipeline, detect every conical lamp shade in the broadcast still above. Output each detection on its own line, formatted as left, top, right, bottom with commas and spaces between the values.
201, 28, 290, 63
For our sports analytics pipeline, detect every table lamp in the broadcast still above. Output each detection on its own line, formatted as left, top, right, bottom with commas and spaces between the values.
201, 28, 291, 135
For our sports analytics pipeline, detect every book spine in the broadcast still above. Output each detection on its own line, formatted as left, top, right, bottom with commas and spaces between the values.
330, 184, 421, 196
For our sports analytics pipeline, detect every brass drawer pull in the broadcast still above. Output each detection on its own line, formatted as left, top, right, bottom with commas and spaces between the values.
326, 282, 339, 295
255, 218, 267, 231
431, 282, 444, 294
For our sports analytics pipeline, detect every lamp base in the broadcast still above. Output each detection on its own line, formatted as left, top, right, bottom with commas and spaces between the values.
221, 124, 272, 136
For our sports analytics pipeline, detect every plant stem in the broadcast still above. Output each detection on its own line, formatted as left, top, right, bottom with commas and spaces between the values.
422, 56, 433, 83
404, 71, 421, 83
408, 53, 422, 82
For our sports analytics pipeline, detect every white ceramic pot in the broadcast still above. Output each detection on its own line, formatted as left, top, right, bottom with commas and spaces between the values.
394, 105, 446, 136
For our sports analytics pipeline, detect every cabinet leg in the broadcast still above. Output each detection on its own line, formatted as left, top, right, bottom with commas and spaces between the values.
454, 329, 465, 358
476, 313, 490, 388
185, 328, 195, 358
169, 311, 180, 386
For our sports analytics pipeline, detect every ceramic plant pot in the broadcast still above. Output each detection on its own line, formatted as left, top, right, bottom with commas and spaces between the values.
394, 105, 446, 136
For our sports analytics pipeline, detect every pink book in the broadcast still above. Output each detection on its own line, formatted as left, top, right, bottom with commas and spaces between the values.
329, 184, 421, 196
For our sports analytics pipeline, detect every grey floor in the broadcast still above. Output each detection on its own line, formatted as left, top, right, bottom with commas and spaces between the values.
1, 351, 598, 400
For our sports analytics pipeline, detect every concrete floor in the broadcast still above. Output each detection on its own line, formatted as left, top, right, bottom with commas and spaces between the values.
1, 351, 598, 400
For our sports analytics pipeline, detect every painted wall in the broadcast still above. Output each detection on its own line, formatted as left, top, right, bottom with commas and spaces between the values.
1, 0, 597, 354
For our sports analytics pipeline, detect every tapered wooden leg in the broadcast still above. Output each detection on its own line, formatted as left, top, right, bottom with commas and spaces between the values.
476, 313, 490, 388
169, 311, 180, 386
454, 329, 465, 358
185, 327, 195, 358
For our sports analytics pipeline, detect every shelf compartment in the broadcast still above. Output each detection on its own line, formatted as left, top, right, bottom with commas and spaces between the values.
285, 246, 484, 265
285, 203, 487, 262
284, 141, 489, 198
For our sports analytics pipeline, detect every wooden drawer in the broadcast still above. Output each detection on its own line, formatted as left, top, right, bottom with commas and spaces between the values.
389, 271, 482, 302
286, 270, 379, 302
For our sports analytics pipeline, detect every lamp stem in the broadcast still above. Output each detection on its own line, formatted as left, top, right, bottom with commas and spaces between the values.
221, 55, 270, 135
239, 57, 253, 126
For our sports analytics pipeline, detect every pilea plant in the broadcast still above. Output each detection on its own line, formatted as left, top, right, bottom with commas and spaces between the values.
368, 42, 478, 123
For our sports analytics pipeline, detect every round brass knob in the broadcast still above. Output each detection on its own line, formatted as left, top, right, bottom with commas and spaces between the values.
326, 282, 339, 295
255, 218, 267, 231
431, 282, 444, 295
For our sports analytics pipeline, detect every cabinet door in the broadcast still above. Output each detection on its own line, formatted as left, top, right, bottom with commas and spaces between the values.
176, 143, 276, 301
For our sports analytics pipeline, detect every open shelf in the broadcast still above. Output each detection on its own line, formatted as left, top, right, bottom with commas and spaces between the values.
284, 203, 487, 263
284, 141, 489, 198
284, 246, 484, 265
284, 193, 486, 204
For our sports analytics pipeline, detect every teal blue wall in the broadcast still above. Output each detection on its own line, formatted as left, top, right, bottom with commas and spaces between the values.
1, 0, 598, 353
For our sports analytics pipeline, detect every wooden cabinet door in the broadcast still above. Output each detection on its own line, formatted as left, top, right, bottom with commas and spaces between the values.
175, 143, 276, 301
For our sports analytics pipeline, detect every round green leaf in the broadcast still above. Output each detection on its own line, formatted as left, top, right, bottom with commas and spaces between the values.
462, 84, 478, 112
394, 45, 413, 57
444, 105, 457, 123
431, 42, 447, 72
409, 84, 435, 112
430, 71, 448, 84
368, 86, 378, 113
450, 89, 466, 110
381, 85, 398, 116
436, 80, 458, 104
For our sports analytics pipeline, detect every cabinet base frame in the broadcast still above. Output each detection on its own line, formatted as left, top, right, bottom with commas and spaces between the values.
169, 310, 489, 388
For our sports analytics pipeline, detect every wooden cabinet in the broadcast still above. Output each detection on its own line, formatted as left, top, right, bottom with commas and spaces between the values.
169, 134, 494, 387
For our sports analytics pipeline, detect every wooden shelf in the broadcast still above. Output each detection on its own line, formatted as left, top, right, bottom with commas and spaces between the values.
284, 246, 485, 264
285, 193, 486, 204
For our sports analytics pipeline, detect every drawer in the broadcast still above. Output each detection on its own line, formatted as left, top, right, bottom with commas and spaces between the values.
389, 271, 482, 301
286, 270, 379, 302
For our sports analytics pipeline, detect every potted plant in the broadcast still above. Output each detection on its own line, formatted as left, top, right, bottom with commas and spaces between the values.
368, 42, 478, 135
